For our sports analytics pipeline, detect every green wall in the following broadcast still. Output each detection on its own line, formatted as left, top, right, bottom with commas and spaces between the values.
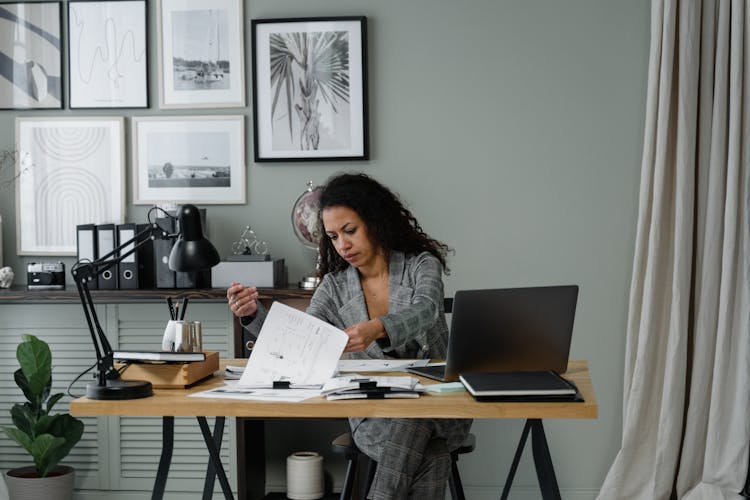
0, 0, 650, 497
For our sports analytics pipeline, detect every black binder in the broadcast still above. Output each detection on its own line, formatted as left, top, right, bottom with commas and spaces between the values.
76, 224, 98, 290
135, 223, 155, 289
116, 224, 138, 289
96, 224, 117, 289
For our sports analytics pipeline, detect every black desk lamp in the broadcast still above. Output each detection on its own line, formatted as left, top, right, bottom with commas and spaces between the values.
71, 204, 220, 400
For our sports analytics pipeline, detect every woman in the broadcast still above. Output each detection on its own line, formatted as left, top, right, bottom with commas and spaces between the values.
227, 172, 471, 499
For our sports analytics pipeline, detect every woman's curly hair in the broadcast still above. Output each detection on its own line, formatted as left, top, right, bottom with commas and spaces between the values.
316, 172, 451, 276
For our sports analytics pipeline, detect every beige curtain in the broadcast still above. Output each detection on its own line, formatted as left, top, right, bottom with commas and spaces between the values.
597, 1, 750, 499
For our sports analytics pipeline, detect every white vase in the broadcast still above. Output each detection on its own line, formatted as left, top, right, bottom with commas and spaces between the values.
4, 465, 74, 500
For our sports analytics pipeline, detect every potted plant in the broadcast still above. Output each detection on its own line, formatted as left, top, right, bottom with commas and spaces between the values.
2, 334, 84, 500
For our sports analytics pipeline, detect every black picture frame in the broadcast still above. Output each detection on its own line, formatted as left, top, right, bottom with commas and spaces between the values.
251, 16, 369, 162
0, 2, 63, 110
67, 0, 149, 109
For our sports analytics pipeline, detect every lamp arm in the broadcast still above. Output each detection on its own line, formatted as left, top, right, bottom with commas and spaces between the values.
71, 224, 172, 389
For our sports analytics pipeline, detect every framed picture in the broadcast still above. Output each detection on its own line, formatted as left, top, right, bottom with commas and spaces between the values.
157, 0, 245, 109
251, 17, 369, 162
15, 117, 125, 255
132, 115, 246, 204
67, 0, 148, 108
0, 2, 63, 109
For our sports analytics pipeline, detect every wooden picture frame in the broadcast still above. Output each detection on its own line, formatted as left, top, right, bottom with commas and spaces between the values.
157, 0, 245, 109
15, 117, 125, 255
131, 115, 246, 205
251, 17, 369, 161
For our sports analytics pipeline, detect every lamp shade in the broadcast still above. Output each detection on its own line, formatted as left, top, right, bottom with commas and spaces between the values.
168, 204, 220, 272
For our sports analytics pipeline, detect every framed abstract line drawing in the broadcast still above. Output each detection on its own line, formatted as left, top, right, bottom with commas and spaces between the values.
15, 117, 125, 255
131, 115, 245, 204
157, 0, 245, 109
251, 17, 369, 162
67, 0, 148, 108
0, 2, 63, 109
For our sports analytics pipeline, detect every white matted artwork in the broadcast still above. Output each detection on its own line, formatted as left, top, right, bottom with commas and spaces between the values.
67, 0, 148, 108
132, 115, 245, 204
16, 117, 125, 255
157, 0, 244, 109
251, 17, 368, 161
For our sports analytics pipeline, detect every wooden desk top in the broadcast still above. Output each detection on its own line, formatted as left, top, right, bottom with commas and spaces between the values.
70, 359, 597, 420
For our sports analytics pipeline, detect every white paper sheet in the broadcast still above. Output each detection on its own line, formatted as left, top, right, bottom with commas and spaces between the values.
238, 302, 348, 387
190, 381, 321, 402
336, 359, 431, 372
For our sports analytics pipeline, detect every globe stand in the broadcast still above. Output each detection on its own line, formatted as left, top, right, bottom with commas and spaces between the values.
299, 251, 321, 290
292, 181, 324, 290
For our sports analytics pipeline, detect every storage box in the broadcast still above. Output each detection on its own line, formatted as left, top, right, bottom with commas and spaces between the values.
211, 259, 285, 288
117, 351, 219, 388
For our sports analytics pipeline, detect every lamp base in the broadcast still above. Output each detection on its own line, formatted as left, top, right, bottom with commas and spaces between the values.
86, 378, 153, 400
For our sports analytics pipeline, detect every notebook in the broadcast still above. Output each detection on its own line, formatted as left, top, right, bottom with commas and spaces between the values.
408, 285, 579, 382
459, 371, 578, 401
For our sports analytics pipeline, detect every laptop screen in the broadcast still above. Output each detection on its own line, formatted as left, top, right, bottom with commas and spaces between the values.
444, 285, 579, 381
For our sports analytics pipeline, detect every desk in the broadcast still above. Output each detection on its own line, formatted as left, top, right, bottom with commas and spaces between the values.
71, 359, 597, 500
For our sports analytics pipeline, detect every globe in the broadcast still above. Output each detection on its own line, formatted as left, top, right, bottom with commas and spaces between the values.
291, 181, 323, 250
291, 181, 323, 288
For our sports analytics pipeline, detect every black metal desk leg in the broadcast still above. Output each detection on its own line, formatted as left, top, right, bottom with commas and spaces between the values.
530, 419, 562, 500
152, 416, 174, 500
500, 419, 533, 500
197, 416, 234, 500
202, 416, 226, 500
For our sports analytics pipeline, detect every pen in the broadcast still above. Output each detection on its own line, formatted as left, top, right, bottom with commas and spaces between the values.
179, 298, 189, 320
167, 297, 176, 320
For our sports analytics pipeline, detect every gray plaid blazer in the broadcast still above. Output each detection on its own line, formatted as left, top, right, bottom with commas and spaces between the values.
244, 250, 449, 360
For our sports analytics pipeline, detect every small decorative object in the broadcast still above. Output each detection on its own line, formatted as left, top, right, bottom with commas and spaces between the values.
292, 181, 323, 289
2, 334, 84, 500
251, 17, 369, 161
230, 225, 269, 258
157, 0, 245, 109
131, 115, 246, 204
0, 266, 15, 288
0, 2, 63, 109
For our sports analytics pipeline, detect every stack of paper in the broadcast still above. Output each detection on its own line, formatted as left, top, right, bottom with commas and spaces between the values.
321, 375, 426, 400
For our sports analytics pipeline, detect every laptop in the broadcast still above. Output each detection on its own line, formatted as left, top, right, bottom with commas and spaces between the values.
407, 285, 579, 382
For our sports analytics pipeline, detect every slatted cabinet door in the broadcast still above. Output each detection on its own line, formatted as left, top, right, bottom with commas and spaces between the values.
114, 303, 236, 495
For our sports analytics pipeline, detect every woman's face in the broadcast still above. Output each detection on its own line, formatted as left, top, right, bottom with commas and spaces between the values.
322, 205, 379, 269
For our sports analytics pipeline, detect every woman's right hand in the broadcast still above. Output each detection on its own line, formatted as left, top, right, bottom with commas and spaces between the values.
226, 282, 259, 318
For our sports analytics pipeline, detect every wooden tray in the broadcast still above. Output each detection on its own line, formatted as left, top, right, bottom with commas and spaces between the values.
117, 351, 219, 388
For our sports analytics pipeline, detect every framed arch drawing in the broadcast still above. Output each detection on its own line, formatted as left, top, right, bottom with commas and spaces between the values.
15, 117, 125, 255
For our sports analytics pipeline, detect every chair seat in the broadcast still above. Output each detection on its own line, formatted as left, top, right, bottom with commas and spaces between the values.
332, 431, 475, 500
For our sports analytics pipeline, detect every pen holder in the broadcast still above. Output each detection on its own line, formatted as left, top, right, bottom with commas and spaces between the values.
162, 320, 203, 352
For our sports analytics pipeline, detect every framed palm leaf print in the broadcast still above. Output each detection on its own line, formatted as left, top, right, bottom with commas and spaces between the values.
251, 17, 369, 162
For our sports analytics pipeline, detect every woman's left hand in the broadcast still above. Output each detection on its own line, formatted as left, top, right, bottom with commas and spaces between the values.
344, 319, 385, 352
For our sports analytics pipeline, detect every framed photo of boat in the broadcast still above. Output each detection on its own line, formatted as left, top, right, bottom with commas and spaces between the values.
131, 115, 246, 205
67, 0, 148, 108
251, 17, 369, 162
0, 2, 63, 110
157, 0, 245, 109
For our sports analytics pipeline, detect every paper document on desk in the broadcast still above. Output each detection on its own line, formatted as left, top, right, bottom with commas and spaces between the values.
191, 381, 320, 402
238, 302, 348, 388
336, 359, 430, 372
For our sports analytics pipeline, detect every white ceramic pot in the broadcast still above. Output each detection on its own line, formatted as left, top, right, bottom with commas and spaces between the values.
4, 465, 74, 500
